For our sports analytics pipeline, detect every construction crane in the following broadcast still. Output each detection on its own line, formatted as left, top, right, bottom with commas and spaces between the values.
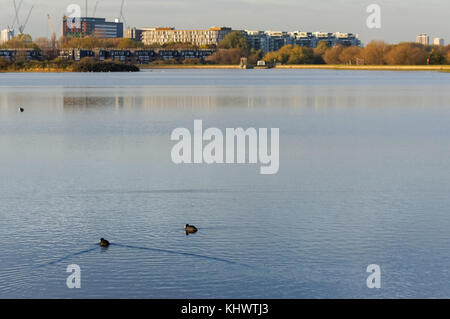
11, 0, 24, 30
47, 14, 56, 49
118, 0, 128, 28
92, 0, 100, 17
18, 5, 33, 35
12, 0, 34, 35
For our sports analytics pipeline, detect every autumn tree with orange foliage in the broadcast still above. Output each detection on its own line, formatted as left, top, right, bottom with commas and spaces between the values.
384, 43, 428, 65
362, 41, 390, 65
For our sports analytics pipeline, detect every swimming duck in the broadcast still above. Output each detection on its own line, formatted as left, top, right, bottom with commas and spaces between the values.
100, 238, 110, 247
185, 224, 198, 234
18, 107, 24, 113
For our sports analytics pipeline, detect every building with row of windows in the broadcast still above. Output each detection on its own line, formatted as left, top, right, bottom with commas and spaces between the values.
62, 17, 123, 38
59, 48, 215, 64
139, 27, 233, 47
416, 34, 445, 46
125, 27, 156, 42
416, 34, 430, 45
0, 49, 41, 62
0, 28, 14, 44
129, 26, 360, 52
245, 30, 361, 53
434, 38, 445, 46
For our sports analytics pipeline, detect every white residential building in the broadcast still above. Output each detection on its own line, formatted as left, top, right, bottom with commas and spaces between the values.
142, 27, 233, 46
416, 34, 429, 45
433, 38, 444, 46
1, 28, 14, 44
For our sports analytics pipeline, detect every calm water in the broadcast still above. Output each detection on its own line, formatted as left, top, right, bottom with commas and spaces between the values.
1, 69, 450, 298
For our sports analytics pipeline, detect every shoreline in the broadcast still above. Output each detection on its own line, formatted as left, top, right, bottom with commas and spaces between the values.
139, 64, 242, 69
143, 64, 450, 71
275, 65, 450, 71
1, 64, 450, 73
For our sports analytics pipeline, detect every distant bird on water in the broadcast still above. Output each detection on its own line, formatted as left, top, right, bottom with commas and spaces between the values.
18, 107, 24, 113
185, 224, 198, 234
99, 238, 110, 247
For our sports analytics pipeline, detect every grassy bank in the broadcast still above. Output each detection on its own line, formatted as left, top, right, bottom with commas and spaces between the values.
139, 64, 241, 69
2, 62, 450, 72
275, 64, 450, 71
139, 64, 450, 71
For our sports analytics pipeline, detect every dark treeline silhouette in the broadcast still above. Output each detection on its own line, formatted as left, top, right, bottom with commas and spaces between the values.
72, 58, 139, 72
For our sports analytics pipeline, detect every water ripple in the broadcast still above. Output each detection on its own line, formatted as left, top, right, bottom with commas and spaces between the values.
35, 243, 253, 269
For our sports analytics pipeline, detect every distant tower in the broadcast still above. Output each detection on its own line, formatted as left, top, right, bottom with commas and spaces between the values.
433, 38, 444, 46
416, 34, 429, 45
0, 28, 14, 44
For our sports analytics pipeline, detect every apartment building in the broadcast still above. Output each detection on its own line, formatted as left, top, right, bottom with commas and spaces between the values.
244, 30, 360, 53
0, 28, 14, 44
141, 27, 233, 46
416, 34, 429, 46
125, 27, 156, 42
433, 38, 445, 46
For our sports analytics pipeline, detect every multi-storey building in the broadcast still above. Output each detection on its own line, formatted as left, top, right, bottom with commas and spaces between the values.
245, 30, 270, 53
433, 38, 445, 46
416, 34, 429, 46
128, 24, 361, 53
334, 32, 360, 46
125, 27, 156, 42
0, 28, 14, 44
62, 17, 123, 38
263, 31, 292, 52
289, 31, 318, 48
243, 30, 360, 53
141, 27, 233, 46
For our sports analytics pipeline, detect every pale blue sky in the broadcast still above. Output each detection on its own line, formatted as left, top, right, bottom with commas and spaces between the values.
1, 0, 449, 44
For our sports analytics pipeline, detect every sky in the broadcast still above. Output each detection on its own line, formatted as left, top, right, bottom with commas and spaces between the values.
1, 0, 449, 44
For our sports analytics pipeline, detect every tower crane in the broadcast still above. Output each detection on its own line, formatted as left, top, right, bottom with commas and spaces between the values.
47, 14, 56, 49
119, 0, 128, 28
11, 0, 24, 31
18, 5, 33, 35
92, 1, 100, 17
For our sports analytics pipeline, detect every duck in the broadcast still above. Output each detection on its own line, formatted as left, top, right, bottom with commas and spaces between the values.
185, 224, 198, 234
18, 107, 24, 113
99, 238, 110, 247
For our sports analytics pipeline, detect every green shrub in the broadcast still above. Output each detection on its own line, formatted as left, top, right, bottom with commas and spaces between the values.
73, 58, 139, 72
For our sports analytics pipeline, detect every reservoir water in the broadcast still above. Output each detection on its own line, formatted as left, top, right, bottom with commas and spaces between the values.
1, 69, 450, 298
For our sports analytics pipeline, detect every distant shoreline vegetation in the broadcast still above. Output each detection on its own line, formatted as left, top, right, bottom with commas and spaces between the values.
72, 58, 139, 72
0, 58, 139, 73
1, 33, 449, 72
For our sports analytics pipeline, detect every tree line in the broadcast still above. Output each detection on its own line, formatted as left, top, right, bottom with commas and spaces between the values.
208, 32, 450, 66
2, 32, 450, 66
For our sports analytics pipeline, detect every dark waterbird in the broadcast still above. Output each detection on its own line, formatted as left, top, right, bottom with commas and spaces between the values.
100, 238, 110, 247
18, 107, 24, 113
185, 224, 198, 234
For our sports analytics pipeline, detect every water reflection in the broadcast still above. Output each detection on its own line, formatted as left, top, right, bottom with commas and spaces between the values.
63, 96, 123, 109
0, 91, 447, 114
